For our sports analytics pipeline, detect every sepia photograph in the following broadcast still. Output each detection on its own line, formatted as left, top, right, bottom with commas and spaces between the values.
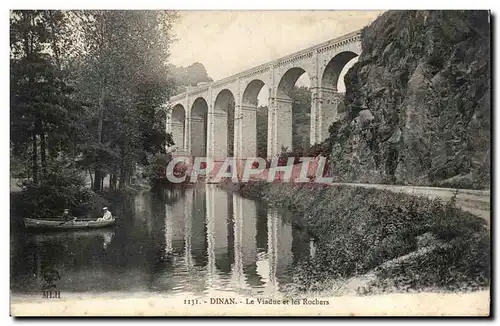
8, 7, 491, 317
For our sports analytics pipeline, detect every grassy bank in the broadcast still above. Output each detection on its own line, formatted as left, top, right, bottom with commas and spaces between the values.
233, 182, 490, 294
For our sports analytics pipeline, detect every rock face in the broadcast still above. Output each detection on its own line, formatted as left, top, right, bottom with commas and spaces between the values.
329, 11, 490, 189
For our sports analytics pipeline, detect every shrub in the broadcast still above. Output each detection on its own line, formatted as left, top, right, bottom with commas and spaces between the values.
143, 153, 177, 185
15, 165, 106, 219
238, 183, 490, 293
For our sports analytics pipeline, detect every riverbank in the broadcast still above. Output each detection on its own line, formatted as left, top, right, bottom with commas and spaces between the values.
10, 290, 490, 316
228, 182, 490, 295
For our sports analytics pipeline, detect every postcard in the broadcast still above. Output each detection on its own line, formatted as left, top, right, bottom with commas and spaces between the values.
9, 9, 490, 317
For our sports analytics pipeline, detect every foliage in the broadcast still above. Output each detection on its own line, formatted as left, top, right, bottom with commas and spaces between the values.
142, 153, 174, 185
256, 105, 268, 158
238, 183, 490, 293
277, 142, 331, 167
10, 10, 179, 216
10, 10, 179, 194
10, 10, 84, 184
17, 164, 107, 219
291, 86, 311, 151
255, 86, 311, 158
168, 62, 213, 94
226, 96, 235, 156
369, 231, 489, 293
71, 10, 178, 190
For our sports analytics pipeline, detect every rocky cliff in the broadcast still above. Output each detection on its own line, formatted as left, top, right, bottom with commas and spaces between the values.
329, 10, 490, 189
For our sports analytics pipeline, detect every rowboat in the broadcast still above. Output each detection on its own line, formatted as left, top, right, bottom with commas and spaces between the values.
23, 217, 116, 230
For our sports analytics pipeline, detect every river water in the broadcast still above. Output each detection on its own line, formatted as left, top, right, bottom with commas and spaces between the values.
11, 184, 315, 297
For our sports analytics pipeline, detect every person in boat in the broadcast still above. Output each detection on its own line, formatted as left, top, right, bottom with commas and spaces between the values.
97, 207, 113, 222
61, 209, 76, 222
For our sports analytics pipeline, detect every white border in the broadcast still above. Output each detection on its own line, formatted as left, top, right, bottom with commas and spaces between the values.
1, 0, 496, 9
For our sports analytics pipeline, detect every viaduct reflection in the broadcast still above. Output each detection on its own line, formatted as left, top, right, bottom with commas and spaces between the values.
21, 185, 312, 294
163, 184, 312, 294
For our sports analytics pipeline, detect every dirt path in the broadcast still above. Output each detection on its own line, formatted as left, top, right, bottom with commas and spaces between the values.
329, 182, 490, 223
225, 161, 490, 222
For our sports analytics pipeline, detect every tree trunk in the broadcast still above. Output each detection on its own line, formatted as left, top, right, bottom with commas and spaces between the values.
94, 170, 101, 191
88, 169, 94, 187
119, 146, 126, 189
94, 87, 106, 191
32, 131, 38, 184
39, 120, 47, 175
110, 174, 117, 191
72, 139, 76, 167
119, 167, 127, 189
97, 88, 105, 144
120, 166, 130, 189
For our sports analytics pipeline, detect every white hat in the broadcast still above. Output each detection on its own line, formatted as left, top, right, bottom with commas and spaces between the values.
103, 207, 108, 210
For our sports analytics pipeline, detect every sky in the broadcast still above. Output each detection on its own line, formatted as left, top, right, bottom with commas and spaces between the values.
169, 11, 383, 78
169, 11, 383, 103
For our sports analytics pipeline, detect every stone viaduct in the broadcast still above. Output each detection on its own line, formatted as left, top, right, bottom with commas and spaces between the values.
167, 30, 361, 159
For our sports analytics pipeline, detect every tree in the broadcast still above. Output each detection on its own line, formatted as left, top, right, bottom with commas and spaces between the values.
10, 10, 82, 183
256, 105, 268, 158
255, 86, 311, 159
11, 9, 179, 206
227, 97, 235, 156
71, 10, 178, 190
291, 86, 311, 152
168, 62, 213, 94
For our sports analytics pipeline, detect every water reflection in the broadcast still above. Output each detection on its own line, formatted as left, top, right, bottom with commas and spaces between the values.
11, 184, 313, 296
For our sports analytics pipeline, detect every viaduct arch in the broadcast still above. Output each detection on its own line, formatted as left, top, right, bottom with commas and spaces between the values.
167, 30, 361, 159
